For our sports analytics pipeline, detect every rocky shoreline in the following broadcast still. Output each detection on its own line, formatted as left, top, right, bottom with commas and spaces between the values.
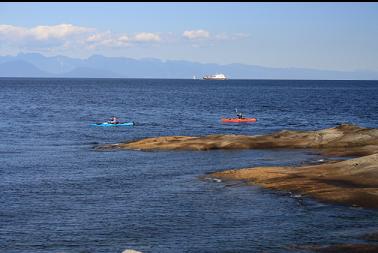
98, 124, 378, 208
98, 123, 378, 252
211, 153, 378, 208
99, 124, 378, 156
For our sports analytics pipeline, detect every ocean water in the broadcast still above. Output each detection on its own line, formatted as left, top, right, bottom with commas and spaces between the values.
0, 78, 378, 253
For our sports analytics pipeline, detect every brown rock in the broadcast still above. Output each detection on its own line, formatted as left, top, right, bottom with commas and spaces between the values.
98, 124, 378, 157
211, 153, 378, 208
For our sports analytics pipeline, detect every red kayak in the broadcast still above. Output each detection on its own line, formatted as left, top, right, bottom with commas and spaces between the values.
221, 117, 257, 123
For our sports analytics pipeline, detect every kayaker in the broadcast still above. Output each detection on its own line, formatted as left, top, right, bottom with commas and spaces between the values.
109, 116, 120, 124
236, 112, 244, 119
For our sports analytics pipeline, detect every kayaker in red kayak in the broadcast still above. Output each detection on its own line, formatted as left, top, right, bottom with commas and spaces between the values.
221, 109, 256, 123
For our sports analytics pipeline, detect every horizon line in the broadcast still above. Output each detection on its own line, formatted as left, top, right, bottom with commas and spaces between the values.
0, 77, 377, 81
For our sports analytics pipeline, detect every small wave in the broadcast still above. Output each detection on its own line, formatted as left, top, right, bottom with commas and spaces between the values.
350, 204, 363, 209
204, 177, 222, 183
122, 250, 143, 253
288, 191, 302, 198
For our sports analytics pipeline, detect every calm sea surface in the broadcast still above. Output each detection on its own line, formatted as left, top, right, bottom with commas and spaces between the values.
1, 78, 378, 253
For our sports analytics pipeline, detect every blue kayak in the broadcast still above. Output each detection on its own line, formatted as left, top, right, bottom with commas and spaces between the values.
91, 122, 135, 127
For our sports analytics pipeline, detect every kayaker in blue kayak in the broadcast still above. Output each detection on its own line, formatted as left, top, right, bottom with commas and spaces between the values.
108, 116, 120, 124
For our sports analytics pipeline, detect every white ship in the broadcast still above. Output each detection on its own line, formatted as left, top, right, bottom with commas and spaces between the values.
203, 73, 227, 80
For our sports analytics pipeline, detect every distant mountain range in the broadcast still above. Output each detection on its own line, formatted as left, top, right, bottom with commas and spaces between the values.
0, 53, 377, 80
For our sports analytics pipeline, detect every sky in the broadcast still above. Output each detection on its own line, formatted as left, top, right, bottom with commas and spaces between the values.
1, 2, 378, 71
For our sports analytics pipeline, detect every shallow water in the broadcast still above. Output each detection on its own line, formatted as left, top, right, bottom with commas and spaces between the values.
1, 78, 378, 253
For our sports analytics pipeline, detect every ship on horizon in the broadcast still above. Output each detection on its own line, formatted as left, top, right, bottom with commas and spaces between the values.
203, 73, 227, 80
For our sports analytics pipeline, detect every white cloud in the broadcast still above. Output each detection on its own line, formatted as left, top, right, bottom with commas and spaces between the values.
132, 32, 160, 42
85, 32, 132, 49
182, 29, 210, 40
118, 35, 129, 43
0, 23, 248, 55
181, 30, 249, 45
0, 24, 163, 52
0, 24, 92, 42
214, 32, 250, 41
30, 24, 92, 40
0, 25, 27, 40
86, 33, 105, 43
85, 32, 161, 49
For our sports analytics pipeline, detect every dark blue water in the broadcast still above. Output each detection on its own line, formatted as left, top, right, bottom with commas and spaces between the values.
1, 78, 378, 253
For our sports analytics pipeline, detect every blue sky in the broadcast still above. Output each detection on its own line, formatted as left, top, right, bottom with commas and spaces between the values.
1, 2, 378, 71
